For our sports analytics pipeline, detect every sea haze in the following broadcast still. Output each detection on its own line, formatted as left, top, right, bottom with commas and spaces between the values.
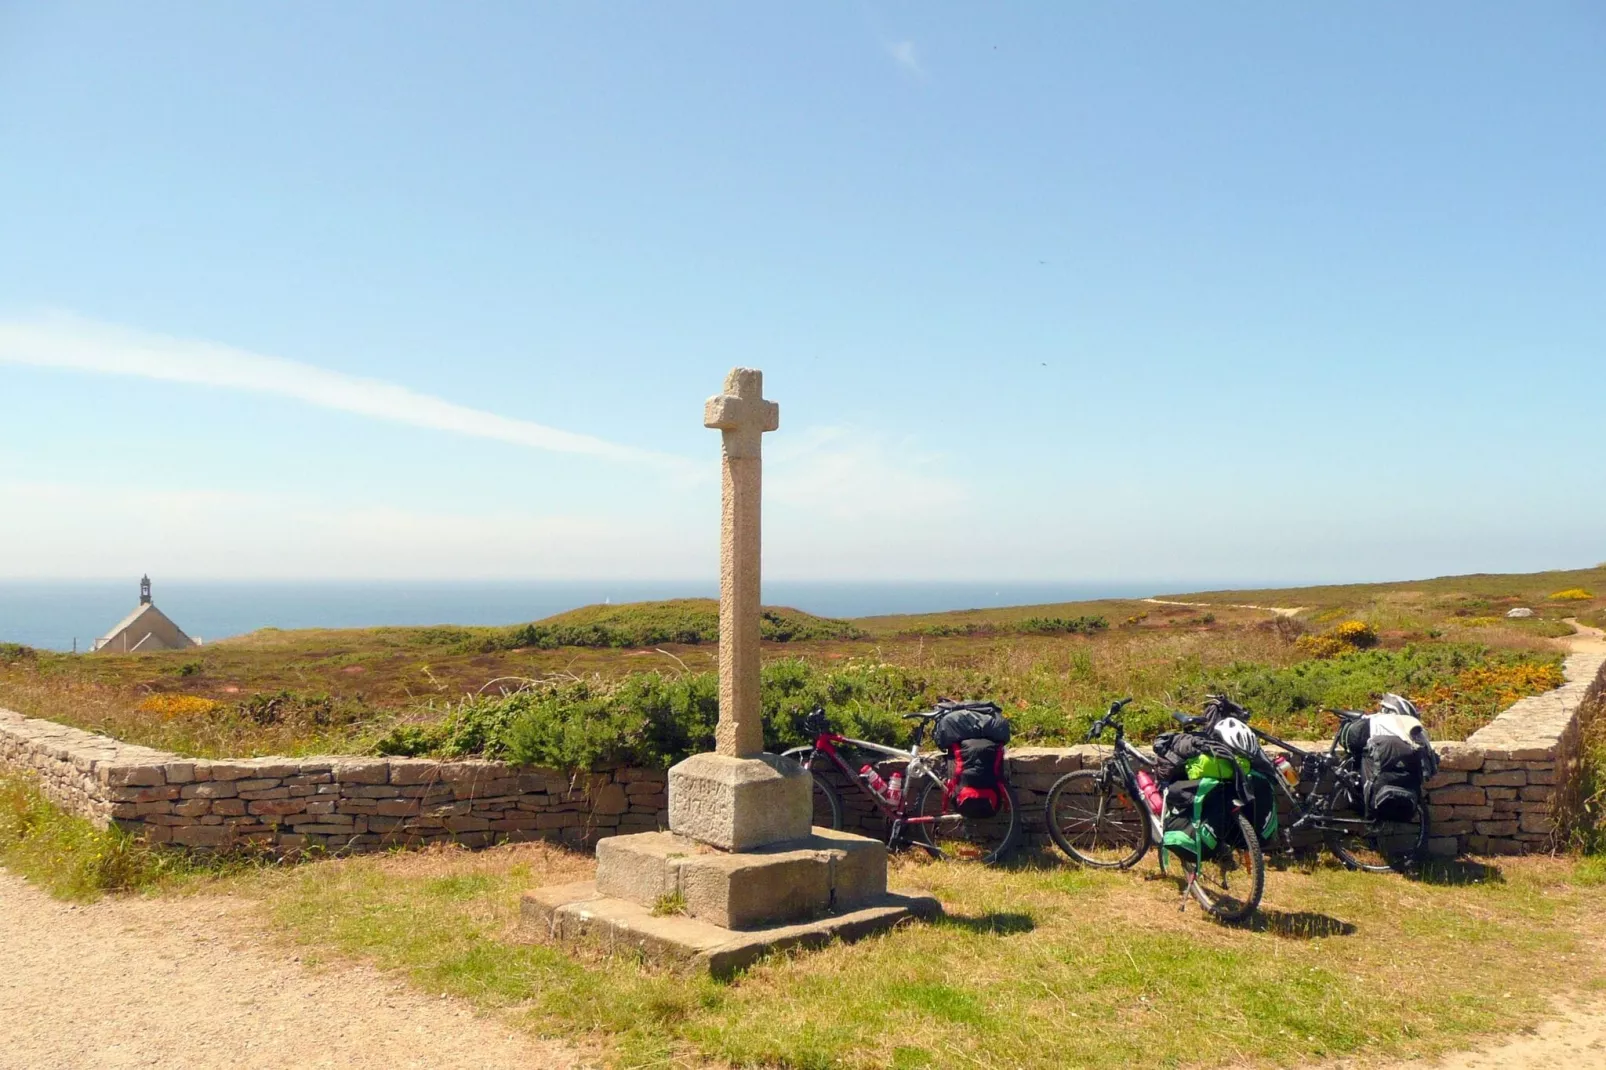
0, 579, 1263, 652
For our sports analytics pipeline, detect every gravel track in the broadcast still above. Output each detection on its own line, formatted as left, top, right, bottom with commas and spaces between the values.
0, 872, 584, 1070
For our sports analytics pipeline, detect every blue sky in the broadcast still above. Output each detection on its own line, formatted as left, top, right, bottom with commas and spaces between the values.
1, 3, 1602, 583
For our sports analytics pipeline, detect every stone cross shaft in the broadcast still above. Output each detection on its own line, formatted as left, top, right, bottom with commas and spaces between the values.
704, 368, 779, 758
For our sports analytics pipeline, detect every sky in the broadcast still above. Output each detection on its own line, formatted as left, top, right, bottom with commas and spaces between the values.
1, 3, 1602, 584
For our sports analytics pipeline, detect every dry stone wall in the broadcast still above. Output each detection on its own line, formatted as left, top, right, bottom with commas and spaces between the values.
0, 709, 666, 853
1, 648, 1600, 859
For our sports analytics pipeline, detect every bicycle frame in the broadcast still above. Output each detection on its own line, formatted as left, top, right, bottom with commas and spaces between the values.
802, 728, 949, 833
1250, 725, 1376, 839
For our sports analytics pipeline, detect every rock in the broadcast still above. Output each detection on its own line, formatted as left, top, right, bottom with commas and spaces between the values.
1506, 607, 1534, 618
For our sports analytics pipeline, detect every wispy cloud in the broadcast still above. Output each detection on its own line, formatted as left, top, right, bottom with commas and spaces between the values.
0, 313, 694, 474
769, 426, 965, 520
887, 40, 924, 77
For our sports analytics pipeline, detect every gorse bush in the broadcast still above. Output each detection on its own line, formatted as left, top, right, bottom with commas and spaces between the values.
136, 694, 225, 719
1332, 620, 1379, 649
1550, 588, 1594, 602
371, 643, 1563, 769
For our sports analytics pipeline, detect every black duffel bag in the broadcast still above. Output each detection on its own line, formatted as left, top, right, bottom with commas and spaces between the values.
932, 701, 1012, 750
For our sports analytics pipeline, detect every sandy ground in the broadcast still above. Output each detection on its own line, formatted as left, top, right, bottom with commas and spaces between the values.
0, 872, 585, 1070
1395, 999, 1606, 1068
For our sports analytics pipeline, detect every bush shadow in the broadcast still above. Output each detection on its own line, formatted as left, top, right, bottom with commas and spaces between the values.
1244, 909, 1357, 939
934, 911, 1037, 936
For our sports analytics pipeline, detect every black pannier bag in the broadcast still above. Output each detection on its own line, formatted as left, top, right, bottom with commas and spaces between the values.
953, 738, 1005, 818
1363, 734, 1425, 822
1338, 716, 1371, 761
932, 702, 1012, 750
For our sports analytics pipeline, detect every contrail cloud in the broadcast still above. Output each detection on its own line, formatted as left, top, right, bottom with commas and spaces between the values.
0, 313, 691, 471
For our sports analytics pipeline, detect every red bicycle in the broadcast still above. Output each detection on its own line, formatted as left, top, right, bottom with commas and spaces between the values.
780, 705, 1021, 864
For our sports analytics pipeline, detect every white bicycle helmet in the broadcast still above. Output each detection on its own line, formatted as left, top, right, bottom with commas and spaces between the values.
1212, 716, 1260, 758
1376, 693, 1420, 720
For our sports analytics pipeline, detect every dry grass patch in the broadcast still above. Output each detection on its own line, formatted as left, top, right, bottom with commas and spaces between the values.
245, 841, 1606, 1069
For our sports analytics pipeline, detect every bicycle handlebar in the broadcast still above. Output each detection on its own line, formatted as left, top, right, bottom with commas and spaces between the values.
1086, 698, 1134, 741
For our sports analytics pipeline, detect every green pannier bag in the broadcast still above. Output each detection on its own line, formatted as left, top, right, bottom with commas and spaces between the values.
1160, 778, 1230, 869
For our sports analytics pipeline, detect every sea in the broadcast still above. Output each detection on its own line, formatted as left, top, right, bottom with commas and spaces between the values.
0, 579, 1245, 653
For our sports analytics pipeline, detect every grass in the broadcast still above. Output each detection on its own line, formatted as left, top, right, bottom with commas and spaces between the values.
252, 841, 1606, 1069
0, 772, 267, 900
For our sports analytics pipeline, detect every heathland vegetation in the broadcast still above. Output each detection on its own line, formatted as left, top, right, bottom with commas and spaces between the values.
1, 566, 1598, 766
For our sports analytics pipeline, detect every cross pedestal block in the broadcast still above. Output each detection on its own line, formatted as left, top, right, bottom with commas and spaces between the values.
595, 828, 888, 929
667, 752, 812, 851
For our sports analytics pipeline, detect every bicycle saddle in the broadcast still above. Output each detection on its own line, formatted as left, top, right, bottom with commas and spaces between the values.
902, 709, 944, 720
1172, 711, 1206, 726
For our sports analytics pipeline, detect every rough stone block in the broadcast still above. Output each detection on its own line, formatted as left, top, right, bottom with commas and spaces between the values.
679, 848, 831, 930
1473, 770, 1527, 788
668, 752, 811, 851
1431, 785, 1486, 806
332, 760, 389, 785
591, 783, 630, 816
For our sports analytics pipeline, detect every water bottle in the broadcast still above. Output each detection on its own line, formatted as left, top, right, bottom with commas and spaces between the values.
1272, 753, 1299, 787
859, 763, 889, 799
887, 772, 904, 805
1135, 769, 1163, 816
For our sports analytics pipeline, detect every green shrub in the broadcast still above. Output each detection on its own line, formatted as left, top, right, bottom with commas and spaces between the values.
482, 600, 864, 651
371, 643, 1562, 770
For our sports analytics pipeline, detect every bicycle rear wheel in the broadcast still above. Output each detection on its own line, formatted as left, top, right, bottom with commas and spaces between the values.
779, 748, 843, 831
1329, 804, 1429, 873
1180, 812, 1263, 923
913, 774, 1021, 864
1044, 769, 1150, 869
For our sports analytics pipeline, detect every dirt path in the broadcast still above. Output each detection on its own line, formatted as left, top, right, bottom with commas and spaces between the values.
1143, 597, 1307, 617
0, 872, 585, 1070
1365, 997, 1606, 1068
1563, 617, 1606, 654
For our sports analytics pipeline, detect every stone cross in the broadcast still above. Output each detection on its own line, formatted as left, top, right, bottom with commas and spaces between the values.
704, 368, 779, 758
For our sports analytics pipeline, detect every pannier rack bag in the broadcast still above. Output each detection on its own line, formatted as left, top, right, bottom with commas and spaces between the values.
933, 702, 1012, 819
1339, 705, 1438, 822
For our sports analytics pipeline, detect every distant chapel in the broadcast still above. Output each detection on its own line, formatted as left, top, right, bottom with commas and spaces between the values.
92, 576, 200, 653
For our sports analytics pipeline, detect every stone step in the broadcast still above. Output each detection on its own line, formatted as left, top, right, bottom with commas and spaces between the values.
522, 880, 941, 978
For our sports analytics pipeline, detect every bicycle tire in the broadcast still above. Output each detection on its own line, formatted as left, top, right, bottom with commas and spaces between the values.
779, 748, 843, 832
1328, 802, 1429, 873
1044, 769, 1150, 869
913, 772, 1021, 865
1181, 811, 1263, 923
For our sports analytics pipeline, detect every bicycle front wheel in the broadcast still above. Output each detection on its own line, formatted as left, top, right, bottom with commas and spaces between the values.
913, 775, 1021, 865
779, 748, 843, 831
1044, 769, 1151, 869
1181, 812, 1263, 924
1329, 804, 1429, 873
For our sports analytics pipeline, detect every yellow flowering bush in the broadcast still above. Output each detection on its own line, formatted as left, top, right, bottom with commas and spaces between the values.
1332, 620, 1379, 649
1294, 635, 1348, 660
1550, 588, 1595, 602
135, 694, 223, 719
1294, 620, 1378, 660
1420, 661, 1565, 713
1462, 616, 1501, 627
